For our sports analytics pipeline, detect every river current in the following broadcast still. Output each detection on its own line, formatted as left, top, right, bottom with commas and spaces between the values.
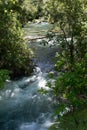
0, 22, 58, 130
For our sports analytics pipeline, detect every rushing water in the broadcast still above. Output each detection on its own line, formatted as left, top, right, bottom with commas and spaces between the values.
0, 22, 58, 130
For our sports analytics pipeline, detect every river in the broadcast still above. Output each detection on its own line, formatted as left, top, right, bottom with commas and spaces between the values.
0, 22, 58, 130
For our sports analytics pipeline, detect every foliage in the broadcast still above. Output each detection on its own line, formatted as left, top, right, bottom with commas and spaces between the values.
45, 0, 87, 105
17, 0, 38, 25
31, 0, 45, 19
0, 0, 34, 85
43, 1, 87, 127
0, 69, 10, 88
50, 107, 87, 130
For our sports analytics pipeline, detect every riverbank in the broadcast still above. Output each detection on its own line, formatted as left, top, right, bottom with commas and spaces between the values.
50, 106, 87, 130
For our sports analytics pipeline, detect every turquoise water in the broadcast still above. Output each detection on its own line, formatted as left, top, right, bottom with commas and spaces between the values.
24, 22, 53, 36
0, 22, 57, 130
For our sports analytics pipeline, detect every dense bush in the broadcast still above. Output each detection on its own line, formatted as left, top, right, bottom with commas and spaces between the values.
0, 69, 10, 88
0, 0, 34, 82
39, 2, 87, 129
44, 0, 87, 111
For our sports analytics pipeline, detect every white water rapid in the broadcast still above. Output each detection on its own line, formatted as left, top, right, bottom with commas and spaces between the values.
0, 22, 58, 130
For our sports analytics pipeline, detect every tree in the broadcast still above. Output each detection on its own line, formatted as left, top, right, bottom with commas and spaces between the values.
0, 0, 34, 83
44, 0, 87, 114
17, 0, 38, 25
31, 0, 43, 19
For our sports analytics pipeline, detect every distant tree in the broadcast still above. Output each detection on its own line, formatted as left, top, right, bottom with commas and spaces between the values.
31, 0, 44, 19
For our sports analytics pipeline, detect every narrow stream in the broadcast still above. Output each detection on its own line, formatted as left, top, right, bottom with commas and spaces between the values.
0, 22, 58, 130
